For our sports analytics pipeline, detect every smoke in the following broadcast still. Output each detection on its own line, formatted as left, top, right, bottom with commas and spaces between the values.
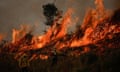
0, 0, 119, 40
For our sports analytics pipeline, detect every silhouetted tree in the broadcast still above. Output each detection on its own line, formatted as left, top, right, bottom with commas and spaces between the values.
43, 3, 58, 26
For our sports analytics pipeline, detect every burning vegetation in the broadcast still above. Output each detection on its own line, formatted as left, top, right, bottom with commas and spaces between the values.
0, 0, 120, 72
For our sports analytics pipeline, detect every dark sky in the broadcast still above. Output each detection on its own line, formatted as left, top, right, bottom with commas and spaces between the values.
0, 0, 120, 40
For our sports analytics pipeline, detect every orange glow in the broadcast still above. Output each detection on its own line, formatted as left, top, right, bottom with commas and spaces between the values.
0, 34, 4, 42
39, 54, 48, 60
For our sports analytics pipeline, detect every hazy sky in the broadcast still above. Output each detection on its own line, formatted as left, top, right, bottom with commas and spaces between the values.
0, 0, 120, 40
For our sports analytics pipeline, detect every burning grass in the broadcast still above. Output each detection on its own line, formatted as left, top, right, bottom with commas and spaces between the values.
0, 0, 120, 72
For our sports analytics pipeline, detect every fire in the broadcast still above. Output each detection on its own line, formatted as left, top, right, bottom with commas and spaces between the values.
0, 0, 120, 60
0, 34, 4, 42
12, 25, 28, 43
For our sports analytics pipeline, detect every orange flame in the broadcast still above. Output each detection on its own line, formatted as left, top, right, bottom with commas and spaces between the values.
0, 34, 4, 42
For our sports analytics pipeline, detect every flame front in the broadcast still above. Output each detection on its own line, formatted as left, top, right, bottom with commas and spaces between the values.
0, 0, 120, 60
